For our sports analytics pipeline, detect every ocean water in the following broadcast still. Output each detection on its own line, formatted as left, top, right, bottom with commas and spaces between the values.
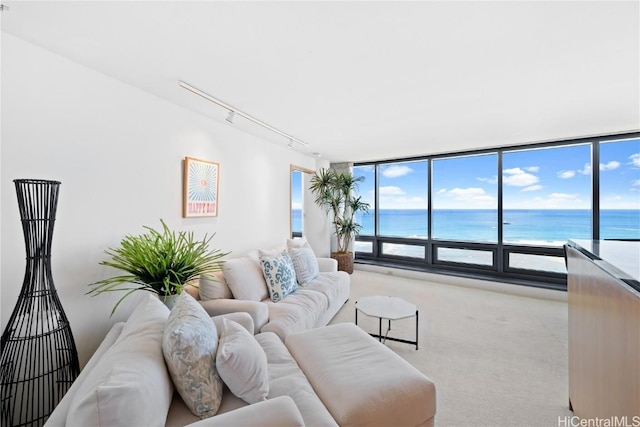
354, 209, 640, 245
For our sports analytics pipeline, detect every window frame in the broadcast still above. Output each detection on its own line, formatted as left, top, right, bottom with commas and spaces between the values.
353, 132, 640, 290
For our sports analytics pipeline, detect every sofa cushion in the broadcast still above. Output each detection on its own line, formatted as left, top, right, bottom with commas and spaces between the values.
185, 396, 305, 427
66, 294, 173, 427
260, 250, 298, 303
216, 318, 269, 404
212, 311, 255, 337
163, 292, 224, 419
223, 256, 269, 302
286, 323, 437, 427
302, 271, 348, 303
255, 332, 338, 427
199, 271, 233, 300
261, 289, 328, 340
289, 247, 320, 286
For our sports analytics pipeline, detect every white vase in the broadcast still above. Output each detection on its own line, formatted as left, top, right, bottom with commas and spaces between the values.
160, 294, 179, 310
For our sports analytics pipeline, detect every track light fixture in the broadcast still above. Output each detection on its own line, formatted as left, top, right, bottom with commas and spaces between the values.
179, 81, 310, 148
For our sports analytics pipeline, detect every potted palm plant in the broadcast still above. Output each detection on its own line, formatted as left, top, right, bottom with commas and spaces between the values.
309, 168, 369, 273
88, 219, 229, 315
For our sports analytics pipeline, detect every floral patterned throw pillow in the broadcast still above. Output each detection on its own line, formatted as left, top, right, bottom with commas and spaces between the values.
260, 250, 298, 302
162, 292, 224, 419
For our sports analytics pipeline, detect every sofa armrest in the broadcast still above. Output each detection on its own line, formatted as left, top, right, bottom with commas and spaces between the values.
185, 396, 304, 427
317, 257, 338, 272
199, 299, 268, 334
44, 322, 126, 426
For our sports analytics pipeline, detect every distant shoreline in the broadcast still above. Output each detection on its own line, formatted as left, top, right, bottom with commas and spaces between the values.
293, 208, 640, 242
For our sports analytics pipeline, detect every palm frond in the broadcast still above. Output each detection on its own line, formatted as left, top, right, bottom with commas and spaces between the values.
309, 168, 369, 253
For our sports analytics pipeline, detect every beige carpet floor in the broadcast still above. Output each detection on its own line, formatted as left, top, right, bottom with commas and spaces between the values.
328, 269, 573, 427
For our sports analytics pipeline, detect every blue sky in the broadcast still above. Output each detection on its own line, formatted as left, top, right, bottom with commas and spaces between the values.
353, 138, 640, 210
291, 170, 303, 209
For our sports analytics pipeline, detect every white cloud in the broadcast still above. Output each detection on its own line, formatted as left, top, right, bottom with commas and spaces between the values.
600, 161, 620, 171
524, 166, 540, 172
442, 187, 495, 203
477, 176, 497, 184
379, 185, 426, 209
389, 196, 425, 205
382, 165, 412, 178
557, 170, 576, 179
549, 193, 580, 201
437, 188, 447, 194
632, 179, 640, 187
522, 185, 543, 192
379, 186, 405, 196
505, 192, 587, 209
629, 153, 640, 167
503, 167, 539, 187
601, 193, 640, 208
448, 187, 486, 197
581, 163, 592, 175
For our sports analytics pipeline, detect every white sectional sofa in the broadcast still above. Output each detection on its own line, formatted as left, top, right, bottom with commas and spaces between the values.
46, 293, 437, 427
190, 238, 350, 340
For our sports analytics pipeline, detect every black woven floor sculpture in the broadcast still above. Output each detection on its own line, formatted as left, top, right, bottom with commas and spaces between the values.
1, 180, 79, 427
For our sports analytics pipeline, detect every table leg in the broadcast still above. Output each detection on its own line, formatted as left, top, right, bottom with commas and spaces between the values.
378, 317, 382, 342
415, 310, 419, 350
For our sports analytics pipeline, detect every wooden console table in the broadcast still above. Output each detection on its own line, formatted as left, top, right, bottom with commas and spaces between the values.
565, 239, 640, 418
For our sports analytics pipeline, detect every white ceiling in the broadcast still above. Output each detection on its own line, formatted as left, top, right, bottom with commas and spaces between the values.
2, 1, 639, 163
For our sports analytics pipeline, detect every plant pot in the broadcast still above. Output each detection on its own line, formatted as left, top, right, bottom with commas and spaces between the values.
332, 251, 354, 274
160, 294, 180, 310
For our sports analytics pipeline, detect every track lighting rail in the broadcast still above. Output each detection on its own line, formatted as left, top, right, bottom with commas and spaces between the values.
179, 80, 309, 147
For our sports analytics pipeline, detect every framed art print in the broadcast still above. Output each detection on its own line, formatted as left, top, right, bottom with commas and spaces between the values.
183, 157, 219, 217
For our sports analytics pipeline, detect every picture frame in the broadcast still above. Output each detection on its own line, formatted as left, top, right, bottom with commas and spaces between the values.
183, 156, 219, 217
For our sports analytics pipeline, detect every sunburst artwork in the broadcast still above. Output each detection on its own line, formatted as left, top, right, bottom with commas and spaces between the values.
183, 157, 219, 217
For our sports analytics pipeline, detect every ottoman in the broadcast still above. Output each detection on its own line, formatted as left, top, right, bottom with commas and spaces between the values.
285, 323, 436, 427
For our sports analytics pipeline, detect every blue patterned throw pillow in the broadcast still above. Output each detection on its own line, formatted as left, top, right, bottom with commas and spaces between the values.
289, 247, 319, 286
260, 250, 298, 302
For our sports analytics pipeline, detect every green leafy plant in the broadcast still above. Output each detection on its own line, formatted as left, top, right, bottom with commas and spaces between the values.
309, 168, 369, 253
88, 219, 229, 315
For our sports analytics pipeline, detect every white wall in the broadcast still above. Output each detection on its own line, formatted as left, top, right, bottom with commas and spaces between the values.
0, 34, 329, 366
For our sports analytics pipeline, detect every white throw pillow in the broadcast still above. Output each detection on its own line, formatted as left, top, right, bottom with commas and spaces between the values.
289, 247, 320, 286
163, 292, 224, 419
260, 250, 298, 302
223, 257, 269, 301
66, 294, 173, 427
199, 272, 233, 300
257, 245, 287, 259
216, 318, 269, 404
287, 236, 313, 251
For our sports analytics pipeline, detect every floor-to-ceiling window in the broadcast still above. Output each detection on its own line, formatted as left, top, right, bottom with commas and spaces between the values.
377, 160, 429, 259
599, 137, 640, 240
353, 164, 375, 253
354, 133, 640, 289
432, 153, 498, 268
291, 169, 303, 237
502, 144, 592, 275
